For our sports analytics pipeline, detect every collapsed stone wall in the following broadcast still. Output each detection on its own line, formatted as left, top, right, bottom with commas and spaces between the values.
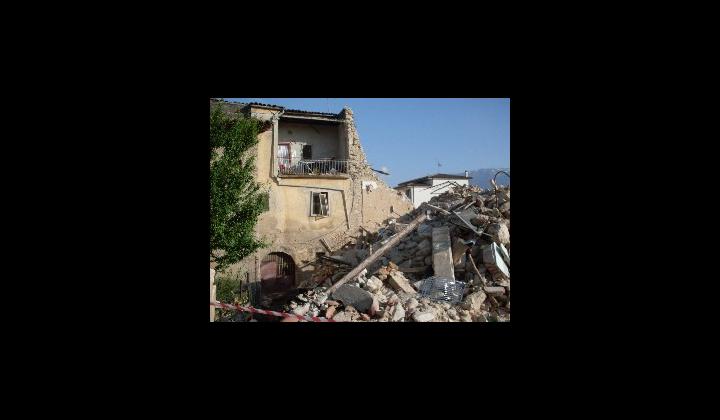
342, 107, 414, 238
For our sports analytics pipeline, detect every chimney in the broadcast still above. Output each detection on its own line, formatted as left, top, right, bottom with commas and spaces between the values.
464, 170, 469, 178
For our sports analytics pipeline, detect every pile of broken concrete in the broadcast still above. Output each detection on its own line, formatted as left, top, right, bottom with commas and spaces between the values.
281, 183, 510, 322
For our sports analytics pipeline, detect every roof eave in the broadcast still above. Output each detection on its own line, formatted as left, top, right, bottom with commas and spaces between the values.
248, 103, 284, 111
281, 113, 343, 123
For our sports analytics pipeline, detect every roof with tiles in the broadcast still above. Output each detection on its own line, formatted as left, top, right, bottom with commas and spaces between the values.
210, 99, 343, 119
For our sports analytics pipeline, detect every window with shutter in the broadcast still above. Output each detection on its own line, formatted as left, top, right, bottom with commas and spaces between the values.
320, 192, 328, 215
310, 192, 329, 217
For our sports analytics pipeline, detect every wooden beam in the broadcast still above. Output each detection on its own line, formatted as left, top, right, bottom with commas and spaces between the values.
424, 203, 451, 215
320, 238, 332, 253
326, 211, 429, 295
281, 115, 343, 123
465, 252, 488, 286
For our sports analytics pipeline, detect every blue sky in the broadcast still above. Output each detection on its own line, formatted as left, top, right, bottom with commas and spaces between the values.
224, 98, 509, 186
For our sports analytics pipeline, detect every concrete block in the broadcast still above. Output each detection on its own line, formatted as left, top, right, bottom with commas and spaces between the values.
432, 227, 455, 280
483, 286, 506, 295
388, 271, 416, 294
413, 311, 436, 322
331, 284, 374, 313
482, 243, 510, 278
391, 303, 405, 322
498, 243, 510, 266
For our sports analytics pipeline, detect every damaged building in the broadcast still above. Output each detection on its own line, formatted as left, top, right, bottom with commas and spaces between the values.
210, 99, 414, 305
396, 172, 472, 208
268, 182, 511, 322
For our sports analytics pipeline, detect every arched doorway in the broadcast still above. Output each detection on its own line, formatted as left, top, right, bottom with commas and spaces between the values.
260, 252, 296, 303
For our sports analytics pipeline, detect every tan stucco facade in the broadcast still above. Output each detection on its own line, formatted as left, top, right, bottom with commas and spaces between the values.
211, 101, 413, 294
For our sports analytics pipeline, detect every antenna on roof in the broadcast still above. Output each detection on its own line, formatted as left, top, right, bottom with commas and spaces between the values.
436, 158, 442, 169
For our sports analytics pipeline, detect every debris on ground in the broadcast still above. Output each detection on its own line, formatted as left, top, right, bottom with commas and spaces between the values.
270, 182, 510, 322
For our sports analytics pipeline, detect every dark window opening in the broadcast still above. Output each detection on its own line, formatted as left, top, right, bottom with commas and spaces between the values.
302, 144, 312, 159
311, 192, 329, 216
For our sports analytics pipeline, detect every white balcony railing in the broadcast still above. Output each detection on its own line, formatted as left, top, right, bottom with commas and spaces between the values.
278, 158, 349, 176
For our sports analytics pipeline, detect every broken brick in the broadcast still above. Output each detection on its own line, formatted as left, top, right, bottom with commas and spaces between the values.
387, 271, 416, 294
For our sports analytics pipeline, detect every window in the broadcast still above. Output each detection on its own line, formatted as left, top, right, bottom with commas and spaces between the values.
302, 144, 312, 159
277, 144, 289, 159
311, 192, 329, 216
405, 189, 412, 199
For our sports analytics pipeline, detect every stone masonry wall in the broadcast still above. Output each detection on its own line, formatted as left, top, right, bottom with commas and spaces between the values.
212, 102, 413, 295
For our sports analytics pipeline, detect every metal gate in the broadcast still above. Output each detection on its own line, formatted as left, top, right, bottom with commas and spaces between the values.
260, 252, 296, 301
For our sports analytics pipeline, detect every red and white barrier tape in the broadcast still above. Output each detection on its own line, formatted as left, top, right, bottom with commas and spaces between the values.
210, 301, 336, 322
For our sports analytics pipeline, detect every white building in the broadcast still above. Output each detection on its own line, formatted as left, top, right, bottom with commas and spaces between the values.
396, 172, 472, 208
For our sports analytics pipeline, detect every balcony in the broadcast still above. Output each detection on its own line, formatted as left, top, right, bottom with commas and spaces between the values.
277, 158, 349, 178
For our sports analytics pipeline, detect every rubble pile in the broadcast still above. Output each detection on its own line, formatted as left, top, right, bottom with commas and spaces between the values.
280, 183, 510, 322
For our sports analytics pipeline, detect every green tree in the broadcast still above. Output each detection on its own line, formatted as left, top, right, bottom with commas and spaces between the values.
210, 104, 266, 270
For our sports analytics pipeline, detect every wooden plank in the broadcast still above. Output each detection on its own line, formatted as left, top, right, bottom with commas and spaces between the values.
320, 238, 332, 253
326, 211, 429, 295
465, 252, 488, 286
425, 203, 451, 215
